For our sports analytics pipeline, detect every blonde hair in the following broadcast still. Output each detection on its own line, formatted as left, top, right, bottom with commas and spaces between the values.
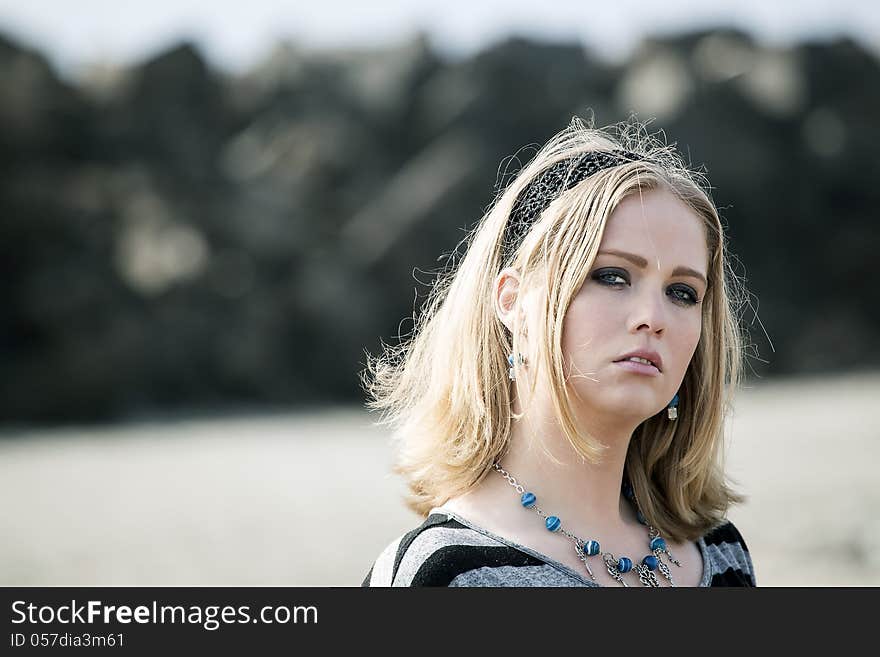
362, 116, 747, 542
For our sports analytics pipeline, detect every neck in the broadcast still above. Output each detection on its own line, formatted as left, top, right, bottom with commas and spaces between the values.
492, 394, 643, 535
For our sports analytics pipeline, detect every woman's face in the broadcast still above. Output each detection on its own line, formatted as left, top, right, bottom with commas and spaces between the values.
560, 187, 709, 423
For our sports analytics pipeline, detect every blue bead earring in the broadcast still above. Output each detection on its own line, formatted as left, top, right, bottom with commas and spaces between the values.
667, 393, 680, 420
508, 353, 526, 380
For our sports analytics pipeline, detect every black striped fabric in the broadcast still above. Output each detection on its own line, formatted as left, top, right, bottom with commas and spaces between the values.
362, 512, 756, 587
703, 520, 756, 587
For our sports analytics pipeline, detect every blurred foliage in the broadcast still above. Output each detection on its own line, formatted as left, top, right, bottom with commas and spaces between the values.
1, 28, 878, 423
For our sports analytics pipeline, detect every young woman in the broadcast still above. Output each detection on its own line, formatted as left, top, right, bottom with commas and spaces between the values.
361, 117, 756, 587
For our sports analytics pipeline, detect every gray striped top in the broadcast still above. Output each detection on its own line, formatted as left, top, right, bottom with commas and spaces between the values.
363, 511, 756, 587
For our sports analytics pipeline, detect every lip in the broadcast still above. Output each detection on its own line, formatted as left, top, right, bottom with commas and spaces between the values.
614, 349, 663, 374
614, 360, 660, 376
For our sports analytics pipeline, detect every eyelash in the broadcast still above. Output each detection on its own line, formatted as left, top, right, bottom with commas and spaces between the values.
591, 269, 700, 306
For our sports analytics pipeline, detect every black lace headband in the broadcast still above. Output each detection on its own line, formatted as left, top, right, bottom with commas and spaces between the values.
503, 149, 644, 258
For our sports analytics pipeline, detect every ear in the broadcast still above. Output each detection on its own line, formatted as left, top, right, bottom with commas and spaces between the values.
494, 267, 522, 333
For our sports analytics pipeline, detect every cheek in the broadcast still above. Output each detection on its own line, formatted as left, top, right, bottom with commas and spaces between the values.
561, 299, 612, 354
677, 321, 702, 369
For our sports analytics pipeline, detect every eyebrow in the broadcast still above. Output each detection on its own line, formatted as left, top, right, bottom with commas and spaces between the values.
597, 249, 708, 286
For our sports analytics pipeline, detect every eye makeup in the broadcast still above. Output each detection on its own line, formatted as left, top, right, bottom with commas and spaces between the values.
590, 268, 701, 306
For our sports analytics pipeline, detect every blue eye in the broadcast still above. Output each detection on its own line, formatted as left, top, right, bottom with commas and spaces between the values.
592, 269, 700, 307
668, 285, 699, 306
593, 269, 628, 286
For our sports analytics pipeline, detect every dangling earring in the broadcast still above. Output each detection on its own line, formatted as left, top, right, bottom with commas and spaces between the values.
508, 353, 526, 380
667, 393, 680, 420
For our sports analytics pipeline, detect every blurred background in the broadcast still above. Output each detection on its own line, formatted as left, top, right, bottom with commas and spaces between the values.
1, 0, 879, 586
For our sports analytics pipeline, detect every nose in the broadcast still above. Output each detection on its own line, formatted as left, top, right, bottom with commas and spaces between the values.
628, 287, 667, 335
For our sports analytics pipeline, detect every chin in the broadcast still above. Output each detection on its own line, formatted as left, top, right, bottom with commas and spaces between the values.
591, 386, 664, 421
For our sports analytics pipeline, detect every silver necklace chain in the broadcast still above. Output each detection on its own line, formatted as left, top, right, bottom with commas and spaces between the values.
493, 461, 682, 587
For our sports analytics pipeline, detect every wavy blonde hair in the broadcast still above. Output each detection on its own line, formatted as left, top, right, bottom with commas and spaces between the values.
362, 116, 747, 542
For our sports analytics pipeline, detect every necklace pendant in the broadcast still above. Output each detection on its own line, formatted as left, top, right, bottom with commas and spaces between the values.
603, 554, 628, 587
635, 563, 661, 587
654, 549, 676, 586
575, 544, 597, 581
664, 548, 682, 567
649, 535, 682, 568
640, 525, 681, 586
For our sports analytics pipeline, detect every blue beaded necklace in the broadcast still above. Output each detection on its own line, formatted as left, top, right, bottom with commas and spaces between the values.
493, 462, 682, 587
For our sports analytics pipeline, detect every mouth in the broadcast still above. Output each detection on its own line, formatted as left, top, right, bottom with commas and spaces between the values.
613, 350, 663, 372
614, 358, 661, 376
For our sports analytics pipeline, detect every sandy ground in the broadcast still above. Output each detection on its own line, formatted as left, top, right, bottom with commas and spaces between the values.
1, 372, 878, 586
